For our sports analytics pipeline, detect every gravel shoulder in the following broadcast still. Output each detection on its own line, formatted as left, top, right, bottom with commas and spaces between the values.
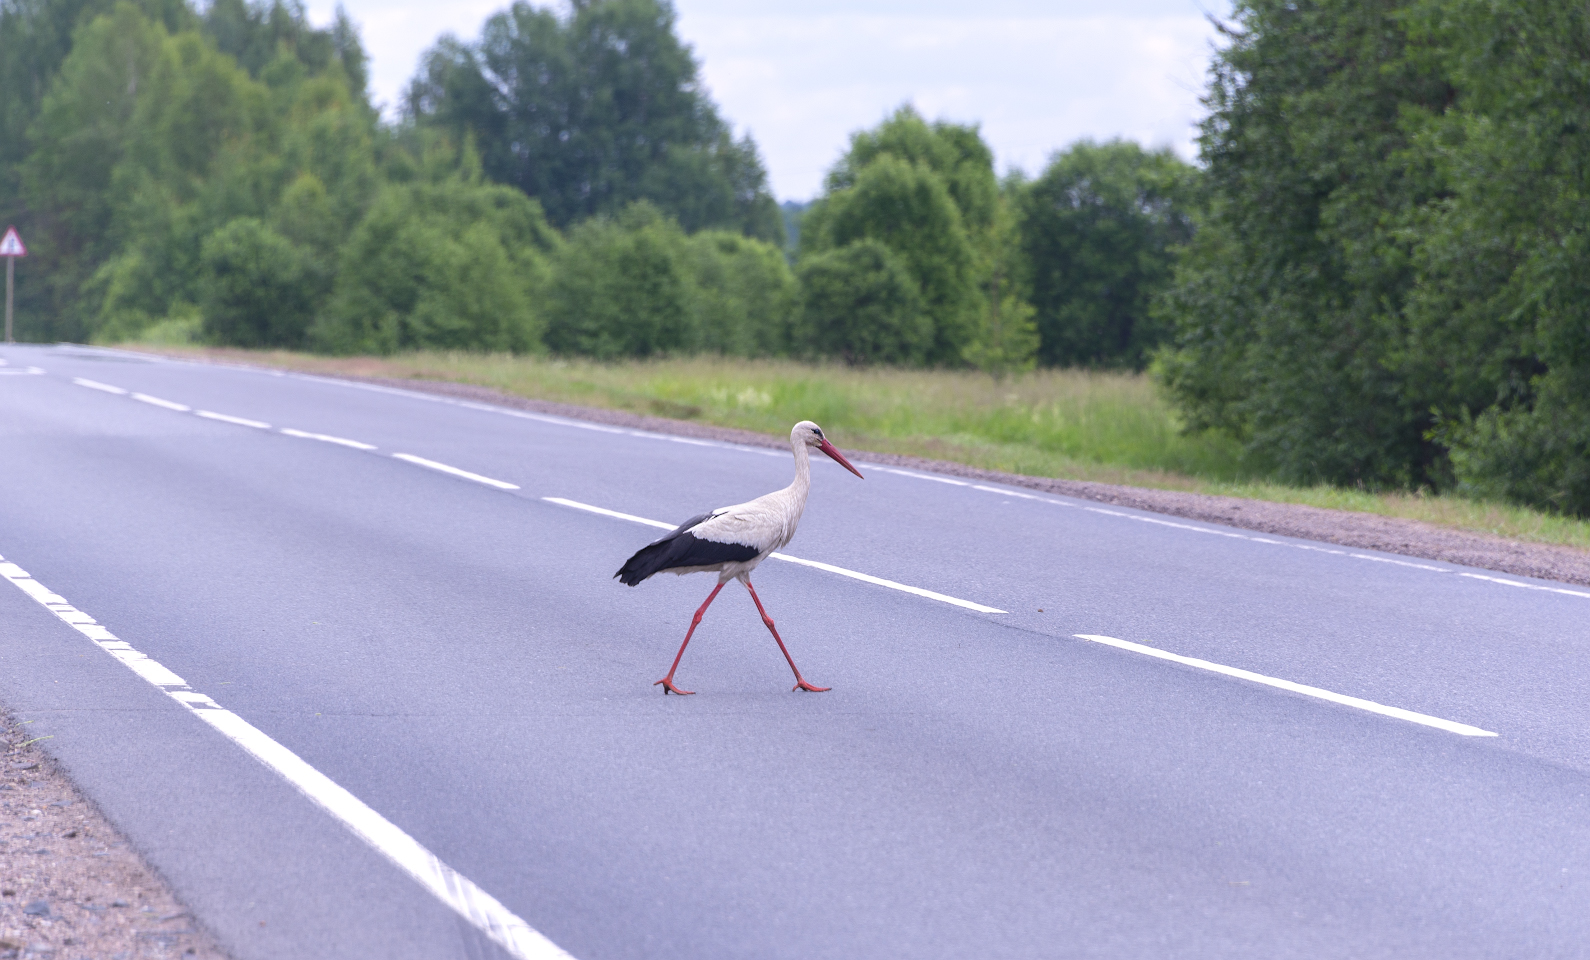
343, 373, 1590, 588
0, 713, 227, 960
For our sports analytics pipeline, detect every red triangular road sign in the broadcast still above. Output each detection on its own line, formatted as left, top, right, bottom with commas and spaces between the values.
0, 226, 24, 257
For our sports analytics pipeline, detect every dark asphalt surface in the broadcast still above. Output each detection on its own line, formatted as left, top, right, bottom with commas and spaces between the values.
3, 343, 1590, 959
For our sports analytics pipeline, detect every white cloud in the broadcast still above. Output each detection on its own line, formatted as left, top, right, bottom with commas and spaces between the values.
682, 13, 1222, 199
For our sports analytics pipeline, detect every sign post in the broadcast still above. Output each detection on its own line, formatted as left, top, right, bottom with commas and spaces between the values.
1, 226, 27, 343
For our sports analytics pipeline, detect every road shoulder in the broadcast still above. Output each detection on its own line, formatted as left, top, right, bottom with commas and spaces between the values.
331, 372, 1590, 588
1, 710, 228, 960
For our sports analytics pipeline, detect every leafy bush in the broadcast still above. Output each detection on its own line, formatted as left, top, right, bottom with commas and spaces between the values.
199, 217, 316, 347
792, 240, 930, 365
313, 179, 556, 353
544, 204, 795, 360
543, 204, 695, 359
1445, 374, 1590, 515
681, 230, 796, 357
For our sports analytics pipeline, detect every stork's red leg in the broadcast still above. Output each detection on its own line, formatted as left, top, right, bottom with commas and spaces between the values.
743, 580, 830, 692
655, 582, 726, 695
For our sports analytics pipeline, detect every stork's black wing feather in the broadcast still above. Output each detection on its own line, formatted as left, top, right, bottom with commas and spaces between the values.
614, 511, 758, 586
665, 512, 716, 537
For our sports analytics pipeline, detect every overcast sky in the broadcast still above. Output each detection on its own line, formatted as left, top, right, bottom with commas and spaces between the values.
303, 0, 1233, 201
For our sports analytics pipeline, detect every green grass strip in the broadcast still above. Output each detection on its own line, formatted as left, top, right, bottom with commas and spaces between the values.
126, 345, 1590, 553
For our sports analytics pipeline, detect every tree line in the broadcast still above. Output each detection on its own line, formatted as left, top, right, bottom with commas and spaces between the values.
10, 0, 1581, 515
0, 0, 1194, 375
1157, 0, 1590, 515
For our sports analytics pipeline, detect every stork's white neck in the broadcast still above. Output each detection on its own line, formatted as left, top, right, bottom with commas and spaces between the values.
789, 436, 812, 499
779, 435, 813, 535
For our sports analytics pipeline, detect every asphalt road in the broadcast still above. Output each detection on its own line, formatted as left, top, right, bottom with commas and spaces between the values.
3, 343, 1589, 960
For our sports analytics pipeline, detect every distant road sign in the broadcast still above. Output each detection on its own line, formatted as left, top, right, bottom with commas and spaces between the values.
0, 226, 24, 257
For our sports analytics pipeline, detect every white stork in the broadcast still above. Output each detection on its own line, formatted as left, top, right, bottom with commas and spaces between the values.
615, 420, 865, 694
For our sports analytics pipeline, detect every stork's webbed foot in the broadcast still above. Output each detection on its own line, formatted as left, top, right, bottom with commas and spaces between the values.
792, 679, 831, 693
655, 678, 696, 695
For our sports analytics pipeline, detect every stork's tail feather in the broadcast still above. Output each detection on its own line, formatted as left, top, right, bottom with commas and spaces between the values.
615, 540, 673, 586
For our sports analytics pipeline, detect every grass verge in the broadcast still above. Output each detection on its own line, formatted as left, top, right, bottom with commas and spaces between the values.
120, 345, 1590, 553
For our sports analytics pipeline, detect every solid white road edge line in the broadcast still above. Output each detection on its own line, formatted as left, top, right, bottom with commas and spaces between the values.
1073, 633, 1497, 737
1458, 572, 1590, 600
393, 453, 520, 490
73, 377, 127, 394
131, 392, 191, 412
543, 496, 1007, 614
197, 410, 271, 429
971, 484, 1076, 505
279, 428, 377, 451
0, 553, 575, 960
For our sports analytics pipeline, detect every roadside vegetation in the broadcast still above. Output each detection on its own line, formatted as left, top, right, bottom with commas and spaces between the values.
123, 345, 1590, 553
6, 0, 1590, 542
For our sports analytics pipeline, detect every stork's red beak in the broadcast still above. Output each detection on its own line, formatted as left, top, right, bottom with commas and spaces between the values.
818, 439, 864, 478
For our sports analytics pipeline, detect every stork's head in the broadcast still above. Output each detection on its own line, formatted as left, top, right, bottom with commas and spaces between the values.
793, 421, 864, 479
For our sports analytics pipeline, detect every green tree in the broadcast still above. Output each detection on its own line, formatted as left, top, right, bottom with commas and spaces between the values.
15, 3, 174, 339
964, 189, 1038, 379
79, 25, 273, 338
15, 0, 380, 342
802, 152, 981, 365
1021, 140, 1197, 369
800, 107, 1002, 366
0, 0, 194, 337
407, 0, 780, 240
541, 202, 796, 359
1398, 0, 1590, 514
792, 240, 931, 366
1156, 0, 1452, 487
824, 105, 997, 235
201, 0, 365, 88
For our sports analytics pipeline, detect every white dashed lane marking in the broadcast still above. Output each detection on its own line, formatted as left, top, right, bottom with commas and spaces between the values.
57, 365, 1589, 604
543, 497, 1007, 614
73, 377, 128, 394
197, 410, 270, 429
394, 453, 520, 490
131, 392, 190, 412
280, 428, 377, 450
1074, 634, 1497, 737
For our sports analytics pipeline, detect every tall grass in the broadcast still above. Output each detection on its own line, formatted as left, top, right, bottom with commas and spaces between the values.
190, 350, 1247, 487
477, 355, 1250, 484
130, 346, 1590, 551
